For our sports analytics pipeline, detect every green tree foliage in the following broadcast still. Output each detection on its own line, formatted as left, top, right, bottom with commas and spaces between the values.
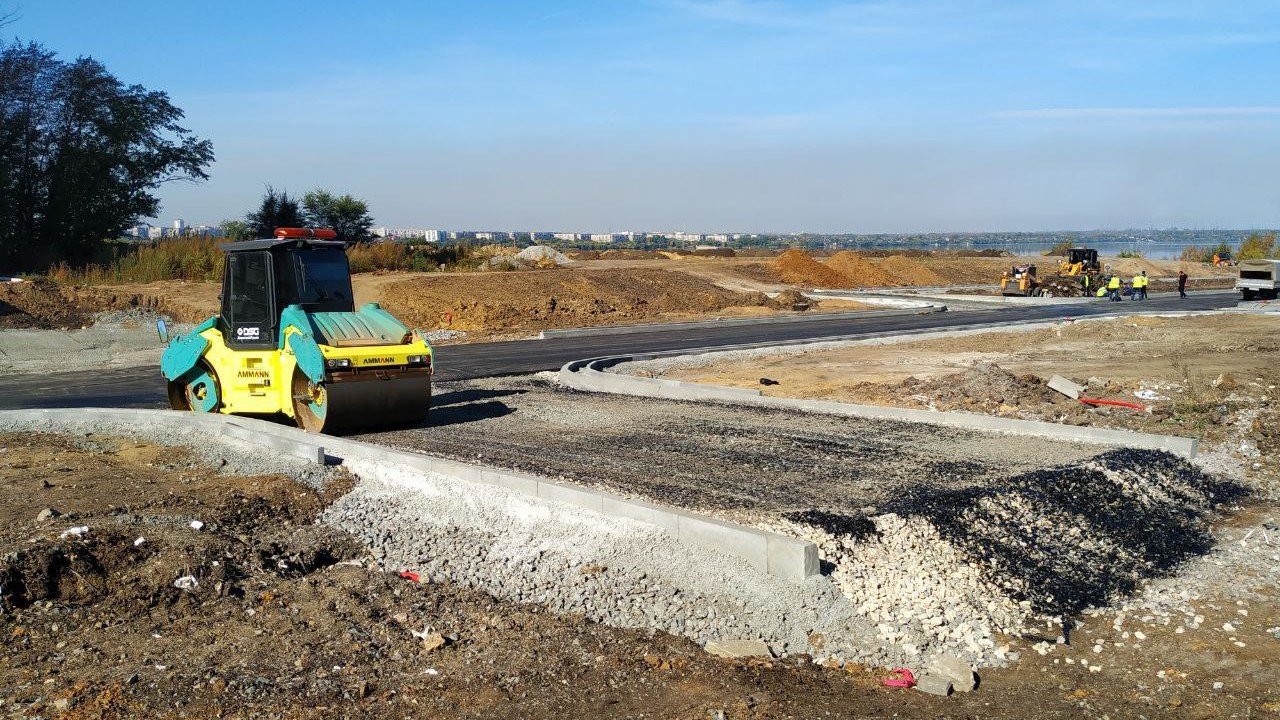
219, 219, 251, 241
1235, 232, 1277, 262
1043, 240, 1076, 256
0, 41, 214, 270
244, 185, 303, 239
301, 189, 374, 244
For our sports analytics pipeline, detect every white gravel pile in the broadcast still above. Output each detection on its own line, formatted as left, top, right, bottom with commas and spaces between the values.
516, 245, 573, 266
320, 457, 906, 668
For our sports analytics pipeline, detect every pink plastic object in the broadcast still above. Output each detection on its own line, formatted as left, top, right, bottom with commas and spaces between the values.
882, 667, 916, 688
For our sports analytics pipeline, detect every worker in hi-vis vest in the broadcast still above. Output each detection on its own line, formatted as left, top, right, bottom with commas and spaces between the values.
1131, 271, 1148, 300
1107, 274, 1122, 301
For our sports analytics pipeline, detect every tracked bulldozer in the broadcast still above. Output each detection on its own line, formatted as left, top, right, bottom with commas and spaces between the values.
158, 228, 433, 434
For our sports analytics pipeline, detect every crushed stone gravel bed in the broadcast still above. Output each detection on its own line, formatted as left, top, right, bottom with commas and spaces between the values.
0, 378, 1248, 669
350, 376, 1239, 665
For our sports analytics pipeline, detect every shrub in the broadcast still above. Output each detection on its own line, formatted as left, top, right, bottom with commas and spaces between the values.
1116, 250, 1143, 259
1043, 240, 1076, 256
1236, 232, 1277, 262
1179, 245, 1212, 263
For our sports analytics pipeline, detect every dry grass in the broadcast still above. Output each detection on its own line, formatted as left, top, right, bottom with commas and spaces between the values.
48, 239, 486, 285
49, 237, 224, 285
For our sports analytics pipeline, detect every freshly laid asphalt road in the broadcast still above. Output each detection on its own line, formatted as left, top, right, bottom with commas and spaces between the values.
0, 291, 1240, 410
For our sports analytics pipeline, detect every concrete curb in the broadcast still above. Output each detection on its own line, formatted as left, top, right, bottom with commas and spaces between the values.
557, 316, 1201, 459
0, 407, 819, 581
538, 302, 942, 339
811, 289, 1096, 306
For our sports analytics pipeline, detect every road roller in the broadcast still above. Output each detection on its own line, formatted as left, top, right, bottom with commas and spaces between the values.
158, 228, 433, 433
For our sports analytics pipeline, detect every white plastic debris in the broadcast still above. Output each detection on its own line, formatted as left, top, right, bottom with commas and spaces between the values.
424, 668, 439, 676
59, 526, 89, 539
173, 575, 199, 591
134, 537, 146, 547
189, 520, 205, 531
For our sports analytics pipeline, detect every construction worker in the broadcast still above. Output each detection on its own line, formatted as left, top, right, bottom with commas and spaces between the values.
1130, 271, 1147, 300
1080, 273, 1091, 296
1178, 270, 1188, 299
1107, 273, 1122, 301
1138, 271, 1148, 300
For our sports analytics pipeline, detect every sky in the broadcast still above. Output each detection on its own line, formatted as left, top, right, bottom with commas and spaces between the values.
6, 0, 1280, 233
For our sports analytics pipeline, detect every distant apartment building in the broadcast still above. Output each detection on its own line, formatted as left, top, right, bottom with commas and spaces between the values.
588, 233, 615, 243
373, 227, 442, 243
552, 232, 581, 242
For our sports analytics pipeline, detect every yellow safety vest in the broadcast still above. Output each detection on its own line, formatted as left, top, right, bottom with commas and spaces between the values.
1108, 276, 1121, 289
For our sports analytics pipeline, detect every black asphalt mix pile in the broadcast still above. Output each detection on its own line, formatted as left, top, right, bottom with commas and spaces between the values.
792, 448, 1244, 619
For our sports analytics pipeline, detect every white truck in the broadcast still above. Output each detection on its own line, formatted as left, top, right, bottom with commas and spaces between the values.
1236, 258, 1280, 300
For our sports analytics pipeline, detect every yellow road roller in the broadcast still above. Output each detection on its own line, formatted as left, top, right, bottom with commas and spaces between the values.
158, 228, 432, 433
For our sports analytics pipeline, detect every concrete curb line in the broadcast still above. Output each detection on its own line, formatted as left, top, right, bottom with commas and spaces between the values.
538, 302, 942, 339
557, 315, 1201, 459
808, 288, 1095, 306
0, 407, 819, 581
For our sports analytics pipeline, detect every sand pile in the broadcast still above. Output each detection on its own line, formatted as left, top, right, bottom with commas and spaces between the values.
773, 249, 852, 288
877, 255, 947, 286
824, 251, 893, 287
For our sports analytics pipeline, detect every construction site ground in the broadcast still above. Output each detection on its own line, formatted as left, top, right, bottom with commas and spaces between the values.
4, 378, 1279, 717
2, 251, 1234, 337
647, 312, 1279, 443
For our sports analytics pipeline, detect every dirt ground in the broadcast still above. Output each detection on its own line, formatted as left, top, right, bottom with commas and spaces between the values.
3, 432, 1279, 719
8, 269, 872, 337
14, 249, 1235, 334
656, 312, 1279, 442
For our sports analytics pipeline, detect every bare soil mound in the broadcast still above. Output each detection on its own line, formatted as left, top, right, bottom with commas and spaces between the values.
0, 281, 101, 329
600, 249, 661, 260
824, 251, 892, 287
380, 267, 773, 331
773, 249, 852, 288
877, 255, 947, 286
770, 289, 811, 308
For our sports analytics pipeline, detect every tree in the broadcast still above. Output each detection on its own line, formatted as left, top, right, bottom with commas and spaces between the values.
1236, 232, 1277, 262
244, 185, 303, 239
302, 188, 374, 244
0, 41, 213, 270
219, 219, 251, 241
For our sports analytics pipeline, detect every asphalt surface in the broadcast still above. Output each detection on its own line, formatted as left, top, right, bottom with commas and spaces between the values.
355, 375, 1106, 516
0, 291, 1239, 410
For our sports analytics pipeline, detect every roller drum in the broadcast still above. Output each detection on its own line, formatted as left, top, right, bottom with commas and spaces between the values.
293, 369, 431, 434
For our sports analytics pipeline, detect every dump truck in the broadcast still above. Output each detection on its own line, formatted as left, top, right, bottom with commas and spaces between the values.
158, 228, 433, 433
1236, 258, 1280, 301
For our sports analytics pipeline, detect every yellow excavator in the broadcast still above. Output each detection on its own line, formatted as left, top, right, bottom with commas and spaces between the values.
158, 228, 433, 434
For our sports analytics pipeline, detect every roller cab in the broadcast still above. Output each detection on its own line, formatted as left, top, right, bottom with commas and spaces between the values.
160, 228, 432, 434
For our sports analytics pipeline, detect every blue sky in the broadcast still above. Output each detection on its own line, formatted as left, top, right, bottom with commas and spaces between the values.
8, 1, 1280, 232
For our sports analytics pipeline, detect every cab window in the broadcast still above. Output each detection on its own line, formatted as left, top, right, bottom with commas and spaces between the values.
226, 252, 273, 325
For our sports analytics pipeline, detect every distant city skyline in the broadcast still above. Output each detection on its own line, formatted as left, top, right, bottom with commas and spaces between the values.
10, 1, 1280, 232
